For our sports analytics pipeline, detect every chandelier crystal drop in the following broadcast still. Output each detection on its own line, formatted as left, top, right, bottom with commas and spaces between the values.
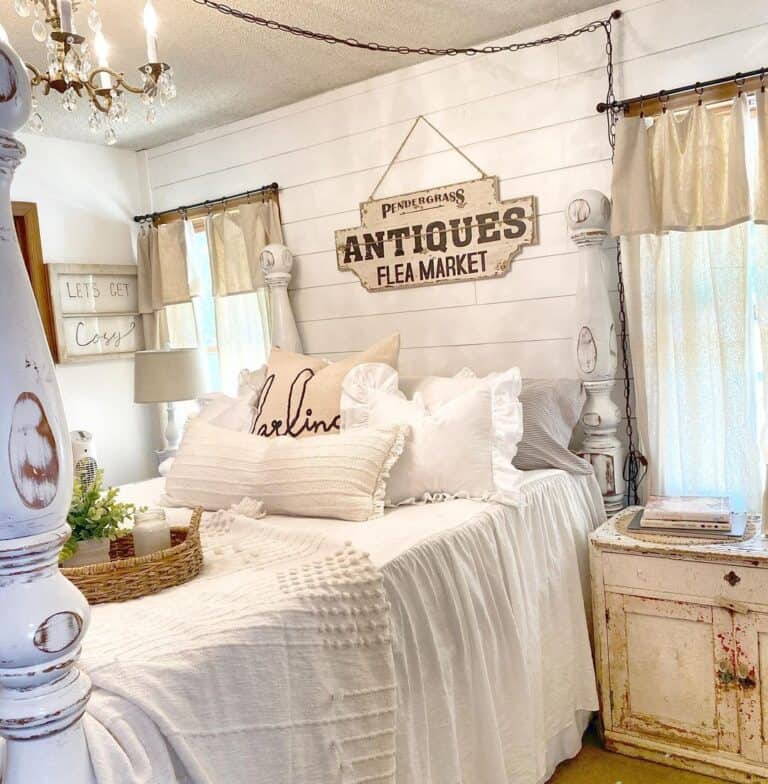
14, 0, 32, 18
16, 0, 176, 145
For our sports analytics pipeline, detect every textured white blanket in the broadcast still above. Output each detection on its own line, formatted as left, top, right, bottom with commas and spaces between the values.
1, 470, 603, 783
81, 511, 397, 784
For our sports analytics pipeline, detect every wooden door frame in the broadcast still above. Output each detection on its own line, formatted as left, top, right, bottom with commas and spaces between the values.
13, 201, 59, 363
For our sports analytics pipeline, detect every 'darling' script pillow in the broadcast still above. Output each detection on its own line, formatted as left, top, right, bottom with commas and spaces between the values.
251, 334, 400, 437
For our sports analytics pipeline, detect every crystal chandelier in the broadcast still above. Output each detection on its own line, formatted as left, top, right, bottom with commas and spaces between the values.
14, 0, 176, 145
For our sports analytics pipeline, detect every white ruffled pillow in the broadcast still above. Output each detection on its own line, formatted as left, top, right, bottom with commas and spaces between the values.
341, 363, 524, 506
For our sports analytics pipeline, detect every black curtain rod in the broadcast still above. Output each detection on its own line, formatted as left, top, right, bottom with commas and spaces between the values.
597, 65, 767, 113
133, 182, 279, 223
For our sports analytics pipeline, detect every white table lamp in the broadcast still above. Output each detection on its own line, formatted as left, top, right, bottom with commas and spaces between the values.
134, 347, 209, 454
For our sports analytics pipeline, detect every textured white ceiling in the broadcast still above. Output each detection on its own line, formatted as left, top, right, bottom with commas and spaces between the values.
2, 0, 607, 150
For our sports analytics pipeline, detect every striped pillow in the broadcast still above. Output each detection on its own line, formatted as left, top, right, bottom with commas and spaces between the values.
513, 379, 592, 474
165, 418, 407, 521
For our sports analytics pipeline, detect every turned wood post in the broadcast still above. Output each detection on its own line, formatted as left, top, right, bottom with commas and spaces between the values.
260, 243, 302, 353
0, 40, 94, 783
567, 190, 626, 513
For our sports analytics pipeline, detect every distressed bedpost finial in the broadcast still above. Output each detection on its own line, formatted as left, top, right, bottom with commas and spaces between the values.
567, 189, 626, 513
260, 243, 303, 353
0, 37, 95, 784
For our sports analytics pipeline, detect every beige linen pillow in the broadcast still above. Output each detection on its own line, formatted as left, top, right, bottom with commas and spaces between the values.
251, 334, 400, 437
165, 418, 408, 521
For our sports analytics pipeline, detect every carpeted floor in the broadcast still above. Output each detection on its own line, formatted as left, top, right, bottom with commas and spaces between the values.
548, 727, 724, 784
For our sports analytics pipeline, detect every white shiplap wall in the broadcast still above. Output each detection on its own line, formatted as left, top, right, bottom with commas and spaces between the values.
142, 0, 768, 382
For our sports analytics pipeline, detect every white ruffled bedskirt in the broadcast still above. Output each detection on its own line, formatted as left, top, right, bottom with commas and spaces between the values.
379, 471, 603, 784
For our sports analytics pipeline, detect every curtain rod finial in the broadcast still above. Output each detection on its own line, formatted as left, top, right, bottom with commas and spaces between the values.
611, 9, 622, 19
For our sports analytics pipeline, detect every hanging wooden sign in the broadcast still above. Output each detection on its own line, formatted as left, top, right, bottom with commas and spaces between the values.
335, 176, 537, 291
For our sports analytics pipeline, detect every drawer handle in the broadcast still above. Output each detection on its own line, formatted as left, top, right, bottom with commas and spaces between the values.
724, 571, 741, 587
717, 662, 736, 686
739, 674, 757, 690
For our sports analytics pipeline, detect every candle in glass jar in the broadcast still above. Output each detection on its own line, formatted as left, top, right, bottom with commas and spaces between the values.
143, 1, 159, 63
133, 508, 171, 557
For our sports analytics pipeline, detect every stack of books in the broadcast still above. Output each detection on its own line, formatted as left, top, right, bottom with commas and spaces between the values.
628, 495, 747, 539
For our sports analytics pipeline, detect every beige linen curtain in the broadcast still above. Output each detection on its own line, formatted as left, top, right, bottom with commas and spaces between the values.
137, 219, 196, 350
137, 199, 282, 392
612, 94, 768, 511
204, 201, 281, 393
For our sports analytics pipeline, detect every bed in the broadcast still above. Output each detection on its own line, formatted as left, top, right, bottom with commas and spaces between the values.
75, 469, 604, 784
0, 35, 617, 784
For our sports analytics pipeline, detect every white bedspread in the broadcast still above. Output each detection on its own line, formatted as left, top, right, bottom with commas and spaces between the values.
17, 469, 604, 784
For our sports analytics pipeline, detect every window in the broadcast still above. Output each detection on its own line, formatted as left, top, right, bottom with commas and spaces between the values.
622, 100, 768, 511
166, 219, 269, 398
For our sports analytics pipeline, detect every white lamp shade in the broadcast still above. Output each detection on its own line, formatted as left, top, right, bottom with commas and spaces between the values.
134, 348, 210, 403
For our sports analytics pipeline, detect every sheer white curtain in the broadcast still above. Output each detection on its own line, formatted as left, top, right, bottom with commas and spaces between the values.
613, 94, 768, 511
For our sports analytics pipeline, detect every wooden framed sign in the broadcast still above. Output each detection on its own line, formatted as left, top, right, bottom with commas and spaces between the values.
335, 176, 537, 291
48, 263, 144, 363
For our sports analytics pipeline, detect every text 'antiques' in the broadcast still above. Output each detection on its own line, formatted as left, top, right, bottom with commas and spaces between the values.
336, 177, 537, 291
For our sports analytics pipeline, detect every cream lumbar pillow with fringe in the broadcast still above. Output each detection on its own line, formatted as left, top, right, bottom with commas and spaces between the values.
250, 334, 400, 437
165, 417, 407, 522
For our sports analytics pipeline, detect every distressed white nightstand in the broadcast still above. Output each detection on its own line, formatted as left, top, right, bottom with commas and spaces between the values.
590, 507, 768, 782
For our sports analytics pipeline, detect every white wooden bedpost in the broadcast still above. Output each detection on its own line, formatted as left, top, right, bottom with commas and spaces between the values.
260, 243, 303, 353
0, 40, 95, 783
567, 189, 626, 513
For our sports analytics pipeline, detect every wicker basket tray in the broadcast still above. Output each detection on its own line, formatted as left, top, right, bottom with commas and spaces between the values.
61, 508, 204, 604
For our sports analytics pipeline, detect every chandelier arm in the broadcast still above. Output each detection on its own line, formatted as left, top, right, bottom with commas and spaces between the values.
24, 62, 45, 87
117, 77, 150, 96
88, 88, 112, 114
86, 67, 145, 96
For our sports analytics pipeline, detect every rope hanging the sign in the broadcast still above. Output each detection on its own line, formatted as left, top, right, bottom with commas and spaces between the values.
368, 115, 488, 201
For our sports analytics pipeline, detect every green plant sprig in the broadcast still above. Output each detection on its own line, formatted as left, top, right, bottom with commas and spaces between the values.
61, 469, 145, 563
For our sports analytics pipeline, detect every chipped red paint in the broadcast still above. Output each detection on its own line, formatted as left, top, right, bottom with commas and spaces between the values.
0, 51, 18, 104
33, 612, 83, 654
8, 391, 60, 510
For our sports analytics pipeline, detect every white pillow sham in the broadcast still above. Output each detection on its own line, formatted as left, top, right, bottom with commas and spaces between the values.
340, 363, 524, 506
195, 393, 254, 431
192, 367, 268, 432
165, 418, 407, 521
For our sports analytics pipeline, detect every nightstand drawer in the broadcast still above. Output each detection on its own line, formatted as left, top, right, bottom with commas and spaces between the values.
602, 552, 768, 607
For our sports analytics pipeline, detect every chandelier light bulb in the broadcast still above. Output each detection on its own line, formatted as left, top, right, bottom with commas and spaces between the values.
58, 0, 74, 34
93, 31, 111, 89
143, 1, 159, 62
143, 1, 158, 35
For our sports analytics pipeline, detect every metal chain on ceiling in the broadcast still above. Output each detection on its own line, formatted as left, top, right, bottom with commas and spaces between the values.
193, 0, 644, 505
190, 1, 621, 57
